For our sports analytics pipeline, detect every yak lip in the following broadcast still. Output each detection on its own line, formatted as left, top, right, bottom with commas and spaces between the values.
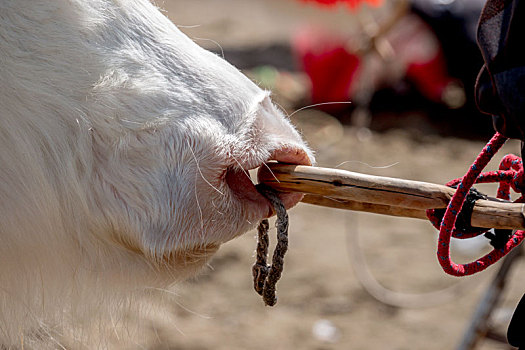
225, 146, 311, 219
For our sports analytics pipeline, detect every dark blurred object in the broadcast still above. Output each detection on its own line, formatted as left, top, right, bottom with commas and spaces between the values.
475, 0, 525, 141
411, 0, 485, 86
508, 292, 525, 348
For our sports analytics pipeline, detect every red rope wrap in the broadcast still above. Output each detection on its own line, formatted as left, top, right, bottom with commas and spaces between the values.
427, 132, 525, 276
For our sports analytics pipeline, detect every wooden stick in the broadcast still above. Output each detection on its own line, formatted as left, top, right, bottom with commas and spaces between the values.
301, 194, 429, 220
258, 164, 525, 230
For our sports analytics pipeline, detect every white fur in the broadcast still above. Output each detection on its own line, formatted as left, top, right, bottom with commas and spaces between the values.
0, 0, 313, 347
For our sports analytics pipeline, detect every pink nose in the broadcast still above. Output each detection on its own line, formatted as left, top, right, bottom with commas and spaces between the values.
269, 147, 312, 166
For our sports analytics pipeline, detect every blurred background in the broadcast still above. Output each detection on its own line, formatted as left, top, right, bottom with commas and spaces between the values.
116, 1, 525, 349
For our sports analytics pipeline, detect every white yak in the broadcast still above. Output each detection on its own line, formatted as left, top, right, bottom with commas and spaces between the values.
0, 0, 313, 347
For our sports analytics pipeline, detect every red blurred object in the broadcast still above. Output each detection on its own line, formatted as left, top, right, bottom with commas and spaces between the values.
406, 51, 455, 103
294, 31, 360, 113
299, 0, 383, 10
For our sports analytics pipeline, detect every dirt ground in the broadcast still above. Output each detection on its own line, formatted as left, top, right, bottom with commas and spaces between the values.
116, 1, 525, 349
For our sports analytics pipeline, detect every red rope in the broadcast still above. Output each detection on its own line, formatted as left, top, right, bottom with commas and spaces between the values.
426, 132, 525, 276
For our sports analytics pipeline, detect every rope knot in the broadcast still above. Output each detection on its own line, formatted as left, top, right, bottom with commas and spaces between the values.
513, 168, 525, 194
426, 133, 525, 277
499, 154, 525, 195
